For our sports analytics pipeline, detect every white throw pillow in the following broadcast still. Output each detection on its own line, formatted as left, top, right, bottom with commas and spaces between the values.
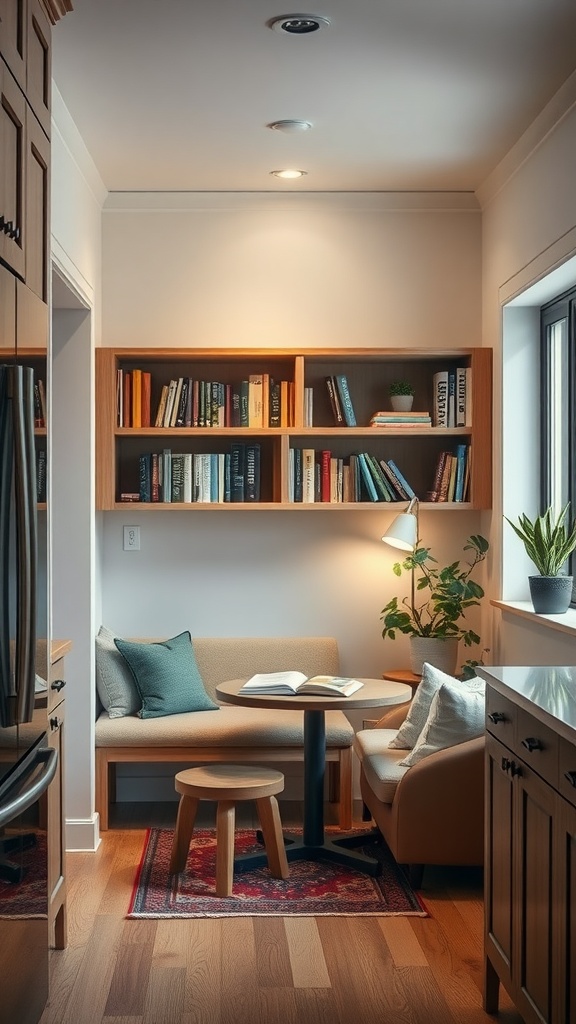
399, 676, 486, 767
388, 662, 457, 749
95, 625, 141, 718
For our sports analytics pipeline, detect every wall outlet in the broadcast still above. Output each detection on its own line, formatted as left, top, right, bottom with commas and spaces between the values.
123, 525, 141, 551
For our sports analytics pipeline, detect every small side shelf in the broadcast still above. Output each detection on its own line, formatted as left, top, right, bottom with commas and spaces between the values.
96, 347, 492, 511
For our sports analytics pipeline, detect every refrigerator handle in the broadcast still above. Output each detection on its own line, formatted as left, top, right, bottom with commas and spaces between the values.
12, 367, 38, 724
0, 747, 57, 828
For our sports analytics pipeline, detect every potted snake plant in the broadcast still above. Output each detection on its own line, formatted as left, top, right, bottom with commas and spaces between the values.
505, 503, 576, 613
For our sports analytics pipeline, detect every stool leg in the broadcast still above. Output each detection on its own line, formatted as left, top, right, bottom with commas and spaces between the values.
215, 800, 236, 897
169, 795, 200, 874
256, 795, 289, 880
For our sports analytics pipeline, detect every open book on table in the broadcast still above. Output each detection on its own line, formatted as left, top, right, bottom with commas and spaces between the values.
240, 671, 363, 697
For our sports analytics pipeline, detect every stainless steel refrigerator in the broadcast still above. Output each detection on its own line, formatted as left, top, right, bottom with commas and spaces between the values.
0, 362, 56, 1024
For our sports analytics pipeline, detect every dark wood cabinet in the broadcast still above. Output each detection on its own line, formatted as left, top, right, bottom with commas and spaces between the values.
482, 671, 576, 1024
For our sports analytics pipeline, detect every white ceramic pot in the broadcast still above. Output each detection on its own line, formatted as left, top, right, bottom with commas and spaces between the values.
409, 636, 459, 676
390, 395, 414, 412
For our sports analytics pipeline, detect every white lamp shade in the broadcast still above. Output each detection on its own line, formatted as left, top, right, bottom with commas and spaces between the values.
381, 512, 418, 552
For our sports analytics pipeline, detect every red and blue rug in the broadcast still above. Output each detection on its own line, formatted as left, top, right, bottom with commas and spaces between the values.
128, 827, 428, 918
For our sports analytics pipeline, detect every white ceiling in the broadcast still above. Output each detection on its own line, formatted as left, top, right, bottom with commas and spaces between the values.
51, 0, 576, 194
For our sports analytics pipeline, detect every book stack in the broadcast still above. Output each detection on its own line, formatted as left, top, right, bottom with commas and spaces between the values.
426, 443, 470, 502
432, 367, 472, 428
369, 410, 431, 428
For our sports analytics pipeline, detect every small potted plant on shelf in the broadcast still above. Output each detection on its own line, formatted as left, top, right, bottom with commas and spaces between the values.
380, 534, 489, 677
505, 503, 576, 614
389, 380, 414, 412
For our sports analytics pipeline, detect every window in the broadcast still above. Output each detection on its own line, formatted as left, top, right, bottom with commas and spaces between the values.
540, 286, 576, 600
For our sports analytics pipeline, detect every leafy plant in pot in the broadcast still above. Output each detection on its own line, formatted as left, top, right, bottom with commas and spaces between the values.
380, 534, 489, 678
505, 503, 576, 614
389, 380, 414, 412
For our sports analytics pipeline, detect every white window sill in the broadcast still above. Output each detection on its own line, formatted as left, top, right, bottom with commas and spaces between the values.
491, 600, 576, 638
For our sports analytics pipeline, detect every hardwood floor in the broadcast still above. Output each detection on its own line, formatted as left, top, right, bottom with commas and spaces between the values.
40, 801, 524, 1024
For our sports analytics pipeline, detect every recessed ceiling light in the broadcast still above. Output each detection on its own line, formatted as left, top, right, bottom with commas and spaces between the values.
267, 120, 313, 134
270, 169, 308, 179
269, 14, 331, 34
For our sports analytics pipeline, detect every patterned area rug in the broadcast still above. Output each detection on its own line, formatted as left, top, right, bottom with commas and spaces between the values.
128, 827, 428, 918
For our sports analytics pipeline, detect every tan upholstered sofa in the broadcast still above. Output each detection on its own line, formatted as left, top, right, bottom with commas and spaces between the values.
354, 701, 484, 886
95, 635, 354, 830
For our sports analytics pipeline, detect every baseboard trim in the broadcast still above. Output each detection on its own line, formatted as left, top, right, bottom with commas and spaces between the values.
65, 814, 101, 852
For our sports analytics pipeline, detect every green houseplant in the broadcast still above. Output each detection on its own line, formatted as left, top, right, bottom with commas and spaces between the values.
381, 534, 489, 677
389, 380, 414, 412
505, 503, 576, 613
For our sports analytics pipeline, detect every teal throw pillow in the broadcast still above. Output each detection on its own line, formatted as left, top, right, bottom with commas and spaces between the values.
114, 631, 219, 719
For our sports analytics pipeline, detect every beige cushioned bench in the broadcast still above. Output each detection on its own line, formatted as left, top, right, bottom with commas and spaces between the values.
95, 636, 354, 830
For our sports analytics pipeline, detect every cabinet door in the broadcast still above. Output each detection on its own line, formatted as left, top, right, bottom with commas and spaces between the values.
26, 0, 50, 137
514, 759, 555, 1024
24, 104, 49, 299
0, 0, 27, 91
485, 734, 515, 986
0, 261, 16, 350
0, 61, 26, 279
556, 796, 576, 1024
47, 695, 66, 948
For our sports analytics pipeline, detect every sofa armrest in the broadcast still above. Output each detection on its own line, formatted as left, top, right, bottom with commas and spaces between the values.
394, 735, 485, 817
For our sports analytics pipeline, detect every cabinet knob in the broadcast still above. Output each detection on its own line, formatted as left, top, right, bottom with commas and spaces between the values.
51, 679, 66, 692
564, 770, 576, 788
510, 761, 522, 777
49, 716, 61, 731
488, 711, 506, 724
4, 219, 13, 236
521, 737, 542, 753
501, 757, 511, 772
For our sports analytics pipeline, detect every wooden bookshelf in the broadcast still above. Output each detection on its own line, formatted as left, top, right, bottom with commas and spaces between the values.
95, 347, 492, 511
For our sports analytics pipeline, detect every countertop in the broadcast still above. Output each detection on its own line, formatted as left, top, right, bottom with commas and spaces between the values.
478, 665, 576, 744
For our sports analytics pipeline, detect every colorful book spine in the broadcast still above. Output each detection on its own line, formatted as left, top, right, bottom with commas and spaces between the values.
245, 444, 261, 502
386, 459, 416, 500
357, 452, 378, 501
456, 367, 467, 428
334, 374, 357, 427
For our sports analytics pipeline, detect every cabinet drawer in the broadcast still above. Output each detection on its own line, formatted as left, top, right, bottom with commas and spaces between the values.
485, 688, 516, 746
514, 706, 559, 788
559, 736, 576, 809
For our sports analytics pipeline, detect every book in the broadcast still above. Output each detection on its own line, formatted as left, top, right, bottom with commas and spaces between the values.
357, 452, 379, 501
245, 444, 261, 502
386, 459, 417, 500
326, 376, 344, 424
302, 448, 316, 503
370, 411, 431, 424
365, 453, 394, 501
453, 443, 466, 502
432, 371, 449, 427
334, 374, 357, 426
132, 368, 142, 428
239, 672, 364, 697
155, 384, 169, 427
447, 369, 456, 427
230, 442, 246, 502
456, 367, 467, 427
141, 371, 152, 427
426, 450, 448, 501
248, 373, 263, 427
139, 453, 151, 502
378, 458, 407, 500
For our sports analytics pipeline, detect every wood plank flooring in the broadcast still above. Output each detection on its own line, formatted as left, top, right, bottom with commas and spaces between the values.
40, 801, 524, 1024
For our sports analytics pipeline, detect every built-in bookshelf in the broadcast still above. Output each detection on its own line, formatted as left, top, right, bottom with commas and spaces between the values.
95, 347, 492, 510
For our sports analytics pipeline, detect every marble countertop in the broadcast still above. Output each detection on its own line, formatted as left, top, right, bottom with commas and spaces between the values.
478, 665, 576, 744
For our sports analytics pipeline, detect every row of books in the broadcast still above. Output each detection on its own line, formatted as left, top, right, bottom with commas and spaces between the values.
425, 444, 471, 502
123, 444, 262, 504
432, 367, 472, 428
325, 374, 357, 426
116, 369, 296, 429
289, 449, 416, 504
33, 379, 47, 429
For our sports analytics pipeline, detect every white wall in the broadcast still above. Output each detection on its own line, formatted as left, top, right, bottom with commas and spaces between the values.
479, 76, 576, 663
51, 84, 105, 850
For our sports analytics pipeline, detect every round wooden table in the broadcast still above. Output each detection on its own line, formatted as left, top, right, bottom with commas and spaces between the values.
215, 677, 411, 876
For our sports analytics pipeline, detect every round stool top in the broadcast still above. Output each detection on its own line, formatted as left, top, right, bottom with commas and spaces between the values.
174, 764, 285, 801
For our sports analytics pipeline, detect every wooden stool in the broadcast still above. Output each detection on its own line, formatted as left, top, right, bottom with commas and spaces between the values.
169, 764, 290, 896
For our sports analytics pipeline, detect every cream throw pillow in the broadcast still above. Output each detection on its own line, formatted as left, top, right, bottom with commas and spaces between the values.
388, 662, 457, 749
399, 676, 486, 767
